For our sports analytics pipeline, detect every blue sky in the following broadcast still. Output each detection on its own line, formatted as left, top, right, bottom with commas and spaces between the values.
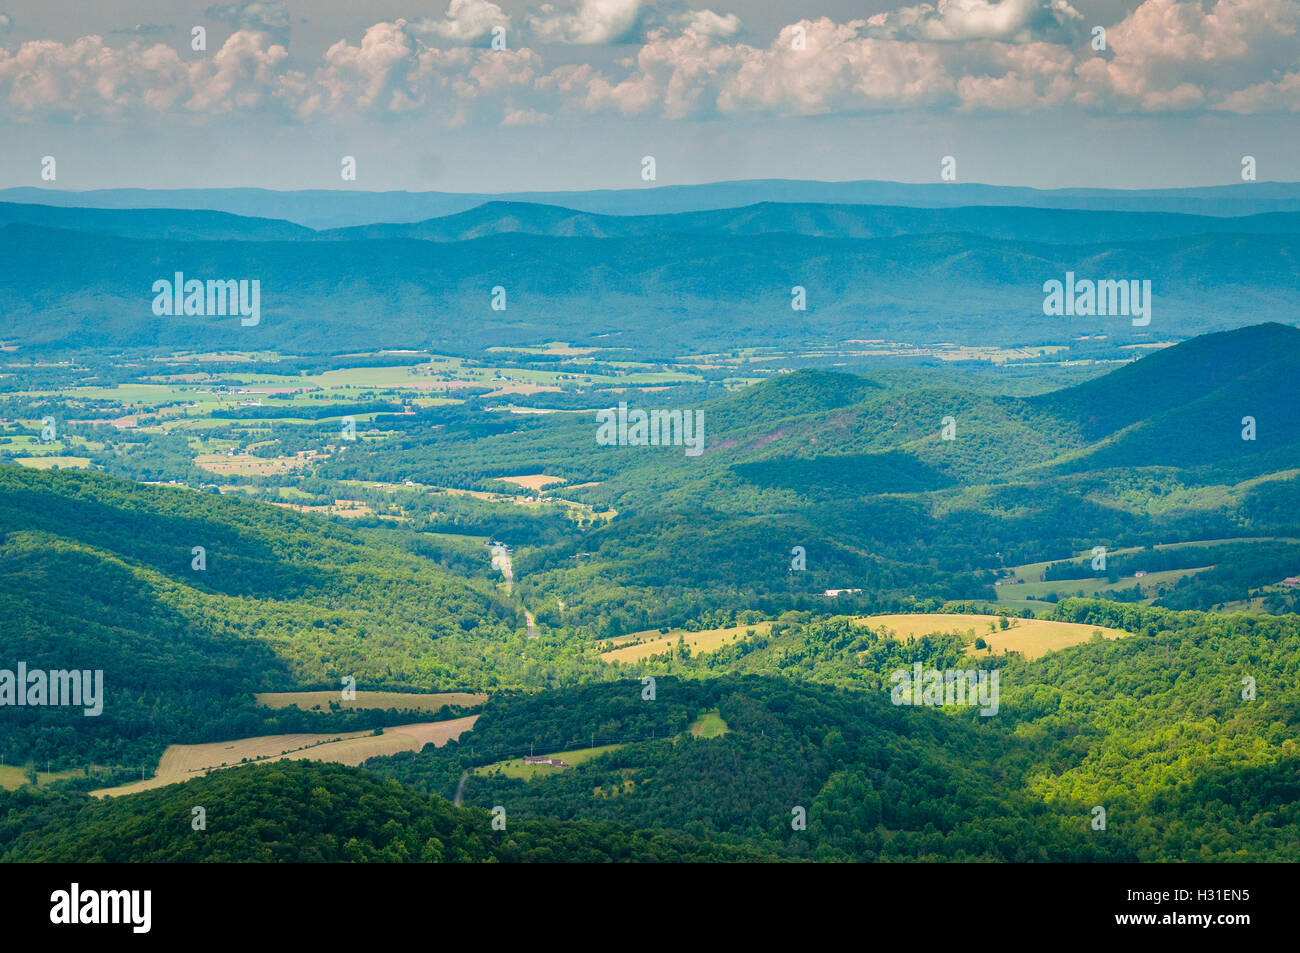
0, 0, 1297, 191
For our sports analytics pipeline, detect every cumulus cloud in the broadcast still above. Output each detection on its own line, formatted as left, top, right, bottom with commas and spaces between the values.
526, 0, 645, 44
1073, 0, 1300, 112
554, 0, 1298, 118
521, 1, 741, 44
670, 8, 742, 38
292, 20, 542, 122
0, 30, 294, 120
411, 0, 507, 45
1, 0, 1295, 124
0, 12, 12, 32
865, 0, 1085, 44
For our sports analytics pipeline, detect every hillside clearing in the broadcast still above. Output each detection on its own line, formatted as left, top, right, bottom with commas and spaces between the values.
474, 744, 624, 780
91, 717, 478, 798
601, 622, 774, 664
858, 613, 1132, 660
255, 690, 487, 712
690, 710, 729, 738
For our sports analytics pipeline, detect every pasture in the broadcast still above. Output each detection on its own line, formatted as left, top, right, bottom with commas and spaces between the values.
601, 621, 774, 664
91, 717, 478, 798
690, 710, 729, 738
859, 613, 1132, 660
474, 744, 624, 781
255, 690, 487, 712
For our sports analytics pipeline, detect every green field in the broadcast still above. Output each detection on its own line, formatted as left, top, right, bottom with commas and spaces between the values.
995, 566, 1213, 601
474, 744, 625, 780
690, 710, 729, 738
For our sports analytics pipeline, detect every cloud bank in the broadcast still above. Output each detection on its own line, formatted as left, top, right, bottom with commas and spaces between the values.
0, 0, 1294, 125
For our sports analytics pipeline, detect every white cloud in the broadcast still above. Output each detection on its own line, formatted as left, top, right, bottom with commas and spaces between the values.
526, 0, 645, 44
1, 0, 1296, 124
865, 0, 1085, 44
411, 0, 507, 45
671, 9, 742, 38
1073, 0, 1300, 112
0, 30, 294, 120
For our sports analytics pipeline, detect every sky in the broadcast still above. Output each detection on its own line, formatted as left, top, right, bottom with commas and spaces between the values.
0, 0, 1297, 192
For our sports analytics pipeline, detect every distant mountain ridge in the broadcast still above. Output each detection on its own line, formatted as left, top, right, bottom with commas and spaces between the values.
315, 201, 1300, 245
7, 197, 1300, 246
3, 221, 1296, 354
5, 178, 1300, 228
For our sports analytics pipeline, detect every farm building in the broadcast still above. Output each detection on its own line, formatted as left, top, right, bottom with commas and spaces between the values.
523, 756, 569, 767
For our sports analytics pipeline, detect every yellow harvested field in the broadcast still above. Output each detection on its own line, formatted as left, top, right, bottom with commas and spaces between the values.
858, 613, 1132, 660
91, 716, 478, 798
255, 690, 487, 712
496, 473, 567, 490
601, 622, 774, 664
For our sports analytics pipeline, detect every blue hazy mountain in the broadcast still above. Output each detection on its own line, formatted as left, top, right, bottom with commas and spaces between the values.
2, 220, 1296, 354
316, 201, 1300, 245
4, 179, 1300, 228
9, 197, 1300, 245
0, 201, 315, 241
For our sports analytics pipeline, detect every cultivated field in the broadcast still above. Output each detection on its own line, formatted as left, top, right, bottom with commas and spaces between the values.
92, 716, 478, 798
601, 621, 774, 664
859, 613, 1132, 660
496, 473, 567, 490
255, 690, 488, 712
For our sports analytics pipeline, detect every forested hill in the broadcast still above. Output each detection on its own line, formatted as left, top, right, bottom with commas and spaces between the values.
300, 324, 1300, 629
3, 224, 1297, 355
0, 465, 594, 771
0, 761, 770, 862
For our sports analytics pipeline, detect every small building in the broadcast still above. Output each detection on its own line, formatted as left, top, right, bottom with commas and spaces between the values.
1134, 570, 1148, 578
523, 756, 569, 767
1283, 577, 1300, 588
824, 588, 863, 597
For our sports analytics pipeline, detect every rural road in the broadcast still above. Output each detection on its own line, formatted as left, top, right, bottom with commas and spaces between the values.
491, 543, 537, 639
453, 770, 468, 807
